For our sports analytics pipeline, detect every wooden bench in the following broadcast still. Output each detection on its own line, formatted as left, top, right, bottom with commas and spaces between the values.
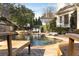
0, 40, 30, 56
65, 33, 79, 56
46, 33, 79, 56
0, 32, 31, 56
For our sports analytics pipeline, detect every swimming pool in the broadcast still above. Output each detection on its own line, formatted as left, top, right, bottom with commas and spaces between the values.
25, 34, 62, 46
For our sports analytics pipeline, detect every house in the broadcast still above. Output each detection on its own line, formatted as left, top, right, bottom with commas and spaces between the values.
56, 4, 79, 29
0, 16, 18, 32
40, 18, 52, 25
40, 12, 54, 25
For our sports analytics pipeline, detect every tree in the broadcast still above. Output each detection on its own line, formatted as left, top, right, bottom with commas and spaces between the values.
33, 18, 38, 28
0, 4, 2, 15
0, 3, 10, 19
46, 23, 50, 31
37, 17, 42, 26
0, 3, 35, 29
49, 17, 56, 32
8, 4, 35, 29
33, 17, 42, 28
0, 3, 34, 29
41, 6, 55, 32
42, 6, 54, 19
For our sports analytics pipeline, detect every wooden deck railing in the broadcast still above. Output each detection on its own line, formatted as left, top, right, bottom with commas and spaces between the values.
0, 32, 31, 56
65, 33, 79, 56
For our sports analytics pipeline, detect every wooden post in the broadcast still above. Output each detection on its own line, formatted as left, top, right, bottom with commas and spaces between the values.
68, 38, 74, 56
7, 35, 12, 56
28, 44, 31, 55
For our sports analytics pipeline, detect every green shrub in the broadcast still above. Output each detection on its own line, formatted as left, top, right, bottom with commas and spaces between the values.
41, 27, 44, 32
73, 29, 79, 34
54, 27, 69, 34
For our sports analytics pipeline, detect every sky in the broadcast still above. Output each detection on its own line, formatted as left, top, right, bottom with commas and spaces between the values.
23, 3, 67, 18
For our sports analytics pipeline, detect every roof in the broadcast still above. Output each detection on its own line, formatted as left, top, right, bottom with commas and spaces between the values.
0, 21, 6, 25
0, 16, 19, 28
56, 3, 79, 15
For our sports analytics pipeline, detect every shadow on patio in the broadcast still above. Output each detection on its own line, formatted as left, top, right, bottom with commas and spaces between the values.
0, 48, 16, 56
0, 48, 45, 56
59, 43, 79, 56
16, 48, 45, 56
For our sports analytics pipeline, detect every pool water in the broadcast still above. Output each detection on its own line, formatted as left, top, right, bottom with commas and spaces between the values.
25, 34, 62, 46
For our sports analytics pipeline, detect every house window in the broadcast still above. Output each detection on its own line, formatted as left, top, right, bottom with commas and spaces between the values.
60, 16, 62, 23
64, 14, 69, 24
